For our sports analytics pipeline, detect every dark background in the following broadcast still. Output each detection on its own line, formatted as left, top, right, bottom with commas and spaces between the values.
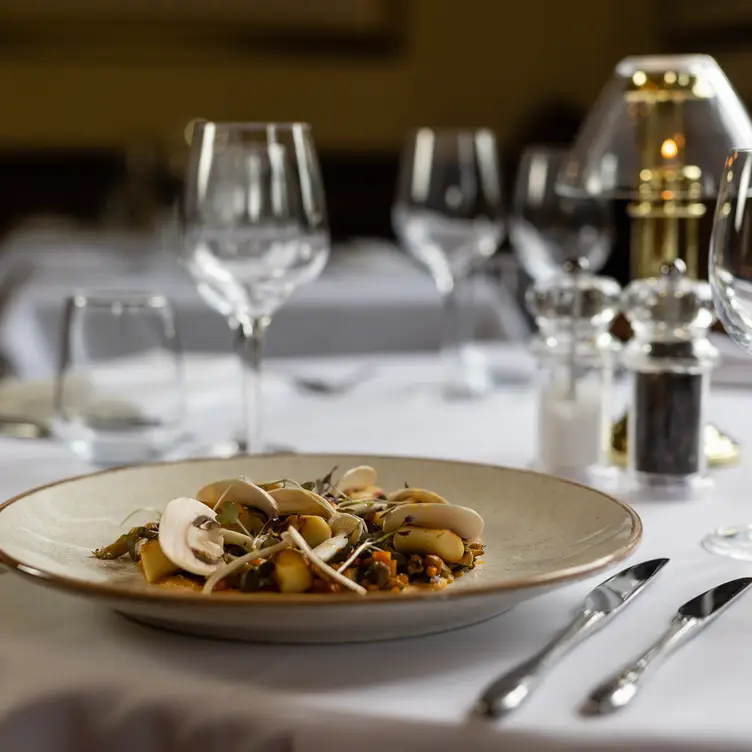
0, 0, 750, 288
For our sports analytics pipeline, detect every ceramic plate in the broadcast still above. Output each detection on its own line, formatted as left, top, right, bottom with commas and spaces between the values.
0, 454, 641, 643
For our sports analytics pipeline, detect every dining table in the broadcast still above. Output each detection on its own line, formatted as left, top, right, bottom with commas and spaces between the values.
1, 342, 752, 751
0, 221, 528, 378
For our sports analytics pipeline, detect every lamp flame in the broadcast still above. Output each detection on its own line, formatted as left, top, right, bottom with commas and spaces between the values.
661, 138, 679, 160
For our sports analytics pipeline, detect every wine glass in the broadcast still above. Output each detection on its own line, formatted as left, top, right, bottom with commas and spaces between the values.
703, 148, 752, 560
392, 127, 504, 397
182, 122, 329, 454
510, 146, 612, 283
163, 201, 249, 456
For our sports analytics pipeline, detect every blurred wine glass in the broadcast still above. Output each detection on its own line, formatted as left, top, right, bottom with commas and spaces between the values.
182, 122, 329, 454
392, 127, 504, 397
511, 146, 612, 283
703, 148, 752, 560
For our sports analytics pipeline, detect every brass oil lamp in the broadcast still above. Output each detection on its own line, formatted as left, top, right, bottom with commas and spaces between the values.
558, 55, 752, 467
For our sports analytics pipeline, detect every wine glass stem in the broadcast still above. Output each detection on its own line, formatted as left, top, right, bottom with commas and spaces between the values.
441, 279, 466, 385
229, 317, 246, 447
238, 315, 270, 454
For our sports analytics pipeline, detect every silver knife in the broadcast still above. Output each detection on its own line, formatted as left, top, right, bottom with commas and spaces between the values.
473, 557, 669, 720
582, 576, 752, 717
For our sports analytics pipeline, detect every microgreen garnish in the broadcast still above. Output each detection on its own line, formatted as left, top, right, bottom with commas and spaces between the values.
216, 501, 240, 526
314, 466, 338, 496
92, 523, 158, 560
212, 483, 233, 511
336, 531, 394, 573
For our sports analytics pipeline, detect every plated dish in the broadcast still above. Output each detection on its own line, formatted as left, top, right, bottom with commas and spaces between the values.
94, 465, 485, 596
0, 454, 641, 642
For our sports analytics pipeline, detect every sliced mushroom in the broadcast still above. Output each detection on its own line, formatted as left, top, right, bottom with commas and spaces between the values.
269, 487, 335, 519
343, 486, 385, 501
195, 478, 278, 519
382, 502, 484, 542
392, 526, 465, 563
311, 512, 366, 562
387, 488, 449, 505
158, 497, 226, 576
339, 465, 377, 491
331, 511, 367, 542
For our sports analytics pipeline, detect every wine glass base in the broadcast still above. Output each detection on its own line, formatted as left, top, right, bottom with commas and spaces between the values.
442, 380, 491, 400
439, 344, 494, 400
702, 526, 752, 561
175, 438, 296, 459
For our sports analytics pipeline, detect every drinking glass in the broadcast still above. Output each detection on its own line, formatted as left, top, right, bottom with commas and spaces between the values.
53, 292, 185, 465
510, 146, 612, 283
392, 127, 504, 397
181, 122, 329, 454
162, 202, 247, 456
703, 148, 752, 560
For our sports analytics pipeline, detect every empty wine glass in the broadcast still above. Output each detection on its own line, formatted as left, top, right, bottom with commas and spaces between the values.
182, 122, 329, 454
511, 146, 612, 283
392, 127, 504, 397
703, 148, 752, 560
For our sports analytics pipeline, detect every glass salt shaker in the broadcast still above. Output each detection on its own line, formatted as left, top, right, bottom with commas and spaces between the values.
622, 259, 718, 486
526, 258, 621, 482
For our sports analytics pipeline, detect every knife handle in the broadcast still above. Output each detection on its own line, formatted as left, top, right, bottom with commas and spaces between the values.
475, 609, 604, 719
582, 616, 698, 716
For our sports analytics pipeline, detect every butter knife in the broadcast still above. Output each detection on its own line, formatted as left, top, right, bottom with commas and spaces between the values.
474, 557, 669, 719
583, 576, 752, 716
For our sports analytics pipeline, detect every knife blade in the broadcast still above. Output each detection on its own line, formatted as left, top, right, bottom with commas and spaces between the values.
582, 576, 752, 716
473, 557, 669, 720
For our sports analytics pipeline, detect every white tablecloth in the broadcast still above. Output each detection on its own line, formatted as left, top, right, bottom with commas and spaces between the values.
0, 224, 527, 378
1, 344, 752, 751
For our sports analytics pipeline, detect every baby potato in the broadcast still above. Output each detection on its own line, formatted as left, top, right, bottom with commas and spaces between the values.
139, 539, 180, 583
296, 515, 332, 548
273, 549, 313, 593
392, 525, 464, 564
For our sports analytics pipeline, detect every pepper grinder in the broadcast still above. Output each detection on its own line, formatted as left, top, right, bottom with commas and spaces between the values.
526, 258, 621, 482
622, 260, 719, 486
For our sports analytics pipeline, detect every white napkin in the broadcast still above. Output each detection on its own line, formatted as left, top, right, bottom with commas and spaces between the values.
0, 352, 300, 426
0, 375, 91, 424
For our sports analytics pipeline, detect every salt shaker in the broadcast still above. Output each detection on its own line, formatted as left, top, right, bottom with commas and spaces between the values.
527, 258, 621, 481
622, 259, 718, 485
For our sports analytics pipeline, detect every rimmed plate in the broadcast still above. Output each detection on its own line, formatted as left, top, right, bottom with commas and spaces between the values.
0, 454, 641, 642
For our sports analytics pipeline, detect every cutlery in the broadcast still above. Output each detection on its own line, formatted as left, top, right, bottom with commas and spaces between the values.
582, 576, 752, 716
474, 557, 669, 720
291, 364, 375, 395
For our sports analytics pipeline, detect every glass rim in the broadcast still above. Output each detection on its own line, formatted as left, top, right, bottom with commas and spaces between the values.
405, 126, 497, 136
67, 290, 173, 310
192, 121, 312, 132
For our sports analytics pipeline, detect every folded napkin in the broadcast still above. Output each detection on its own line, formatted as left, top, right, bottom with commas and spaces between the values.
0, 375, 91, 424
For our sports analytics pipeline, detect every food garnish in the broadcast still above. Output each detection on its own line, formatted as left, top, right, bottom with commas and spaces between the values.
94, 465, 485, 596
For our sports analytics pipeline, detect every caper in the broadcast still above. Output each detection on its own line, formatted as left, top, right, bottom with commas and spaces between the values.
365, 561, 391, 588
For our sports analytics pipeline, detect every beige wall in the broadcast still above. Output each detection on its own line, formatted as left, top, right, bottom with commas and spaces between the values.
0, 0, 656, 151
